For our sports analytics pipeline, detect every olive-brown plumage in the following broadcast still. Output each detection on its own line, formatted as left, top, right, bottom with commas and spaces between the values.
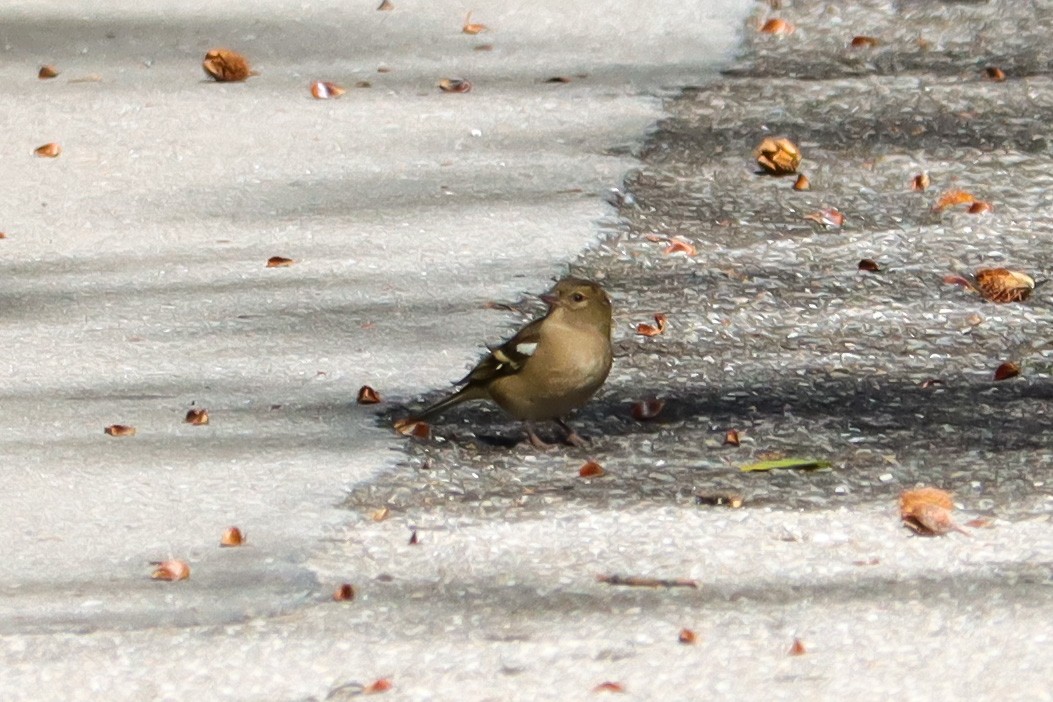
413, 277, 613, 447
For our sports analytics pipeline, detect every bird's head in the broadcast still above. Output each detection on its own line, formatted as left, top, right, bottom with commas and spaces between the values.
541, 278, 612, 334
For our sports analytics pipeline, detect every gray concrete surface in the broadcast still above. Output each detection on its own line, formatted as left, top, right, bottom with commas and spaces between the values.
349, 0, 1053, 700
0, 0, 752, 699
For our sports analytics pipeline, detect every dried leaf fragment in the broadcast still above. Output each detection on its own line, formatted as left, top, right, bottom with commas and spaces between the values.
933, 189, 976, 211
596, 574, 698, 589
793, 173, 810, 191
34, 142, 61, 158
754, 137, 801, 175
974, 268, 1035, 303
592, 682, 625, 694
740, 457, 831, 472
900, 487, 967, 536
678, 628, 698, 645
365, 679, 393, 694
151, 560, 190, 581
850, 35, 880, 48
333, 583, 356, 601
266, 256, 295, 268
393, 418, 431, 439
185, 408, 209, 425
38, 65, 60, 79
663, 238, 696, 256
104, 424, 136, 437
759, 18, 794, 34
579, 460, 605, 478
984, 66, 1006, 82
220, 526, 245, 547
462, 12, 488, 34
994, 361, 1020, 381
788, 638, 807, 656
203, 48, 253, 82
858, 258, 881, 273
357, 385, 381, 404
804, 207, 844, 228
911, 172, 930, 191
630, 398, 665, 421
724, 429, 740, 447
371, 507, 390, 522
438, 78, 472, 93
310, 81, 346, 99
635, 313, 668, 337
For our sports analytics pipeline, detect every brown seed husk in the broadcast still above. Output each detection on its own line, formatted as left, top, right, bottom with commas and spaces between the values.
850, 35, 880, 48
220, 527, 244, 547
357, 385, 382, 404
759, 18, 794, 34
579, 461, 605, 478
34, 143, 61, 158
185, 408, 209, 425
394, 418, 431, 439
974, 268, 1035, 303
994, 362, 1020, 381
984, 66, 1006, 81
203, 49, 252, 82
462, 12, 488, 34
310, 81, 346, 99
933, 189, 976, 211
754, 137, 801, 175
151, 560, 190, 581
630, 399, 665, 421
438, 78, 472, 93
900, 487, 966, 536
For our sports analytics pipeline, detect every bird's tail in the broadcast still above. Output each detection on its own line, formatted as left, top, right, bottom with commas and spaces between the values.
412, 383, 487, 421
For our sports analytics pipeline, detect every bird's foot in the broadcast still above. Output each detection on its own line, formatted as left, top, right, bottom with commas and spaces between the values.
563, 430, 588, 447
527, 430, 556, 450
556, 419, 589, 447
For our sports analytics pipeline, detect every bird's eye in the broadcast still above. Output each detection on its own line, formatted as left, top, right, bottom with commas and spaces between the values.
572, 292, 585, 302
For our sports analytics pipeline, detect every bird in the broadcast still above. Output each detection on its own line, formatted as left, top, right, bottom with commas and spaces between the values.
410, 277, 613, 448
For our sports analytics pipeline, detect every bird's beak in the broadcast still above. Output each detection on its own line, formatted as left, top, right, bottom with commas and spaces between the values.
540, 292, 560, 307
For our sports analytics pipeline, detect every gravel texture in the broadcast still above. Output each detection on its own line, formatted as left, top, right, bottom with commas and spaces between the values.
356, 0, 1053, 522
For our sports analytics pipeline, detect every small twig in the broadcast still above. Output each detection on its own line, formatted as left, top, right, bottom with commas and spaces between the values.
597, 574, 698, 589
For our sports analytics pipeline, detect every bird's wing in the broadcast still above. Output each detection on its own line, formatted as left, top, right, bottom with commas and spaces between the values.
458, 317, 544, 386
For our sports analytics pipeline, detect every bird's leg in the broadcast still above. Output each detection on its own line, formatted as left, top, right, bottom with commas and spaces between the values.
556, 418, 588, 447
525, 423, 556, 450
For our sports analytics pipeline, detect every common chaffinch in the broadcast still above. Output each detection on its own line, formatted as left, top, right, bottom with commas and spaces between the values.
412, 277, 613, 448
